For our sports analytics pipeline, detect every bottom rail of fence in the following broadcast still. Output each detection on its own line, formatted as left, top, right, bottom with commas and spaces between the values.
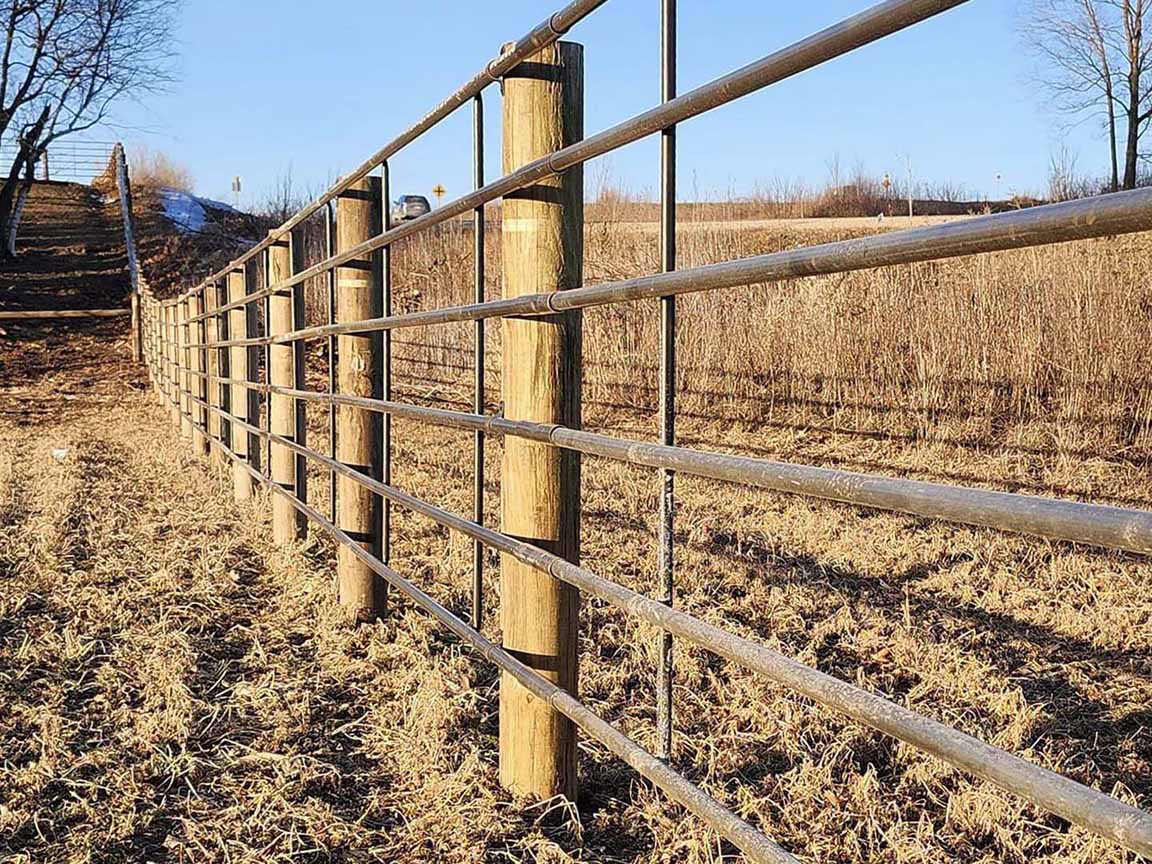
179, 390, 1152, 859
196, 408, 796, 864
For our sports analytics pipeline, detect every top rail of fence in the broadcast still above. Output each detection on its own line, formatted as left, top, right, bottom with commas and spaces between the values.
168, 0, 608, 303
173, 0, 969, 313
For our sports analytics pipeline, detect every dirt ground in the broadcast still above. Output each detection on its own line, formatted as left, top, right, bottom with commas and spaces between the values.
1, 184, 1151, 863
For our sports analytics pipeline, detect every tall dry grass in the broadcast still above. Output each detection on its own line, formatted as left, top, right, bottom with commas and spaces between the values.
127, 145, 194, 192
290, 206, 1152, 465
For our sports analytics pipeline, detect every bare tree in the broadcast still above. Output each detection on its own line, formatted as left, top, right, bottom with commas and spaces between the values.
0, 0, 179, 258
1023, 0, 1152, 191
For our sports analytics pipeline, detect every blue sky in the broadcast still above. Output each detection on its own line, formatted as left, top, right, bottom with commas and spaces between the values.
111, 0, 1100, 208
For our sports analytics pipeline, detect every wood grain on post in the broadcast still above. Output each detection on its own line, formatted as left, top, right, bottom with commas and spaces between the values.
176, 299, 192, 446
336, 175, 384, 621
268, 236, 303, 542
245, 264, 262, 479
159, 302, 168, 409
151, 300, 163, 403
204, 281, 224, 463
290, 230, 309, 521
499, 40, 584, 802
169, 303, 182, 429
228, 269, 254, 499
188, 293, 208, 454
157, 303, 166, 400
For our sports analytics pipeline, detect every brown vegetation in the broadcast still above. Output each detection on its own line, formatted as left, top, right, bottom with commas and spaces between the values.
2, 187, 1151, 862
376, 211, 1152, 467
127, 147, 195, 193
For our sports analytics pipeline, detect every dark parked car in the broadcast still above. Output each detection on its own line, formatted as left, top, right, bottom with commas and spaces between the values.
392, 194, 431, 223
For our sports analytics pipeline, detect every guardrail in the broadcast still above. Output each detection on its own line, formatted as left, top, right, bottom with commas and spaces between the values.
133, 1, 1152, 860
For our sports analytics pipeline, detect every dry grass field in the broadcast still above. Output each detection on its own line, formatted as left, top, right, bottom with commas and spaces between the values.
2, 200, 1152, 862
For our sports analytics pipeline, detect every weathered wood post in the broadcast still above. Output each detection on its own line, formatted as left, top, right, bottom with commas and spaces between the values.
150, 299, 162, 402
209, 281, 227, 465
268, 234, 305, 542
336, 176, 384, 620
228, 269, 254, 499
169, 304, 177, 426
245, 262, 262, 479
176, 299, 192, 446
157, 300, 166, 407
187, 292, 207, 453
499, 40, 584, 801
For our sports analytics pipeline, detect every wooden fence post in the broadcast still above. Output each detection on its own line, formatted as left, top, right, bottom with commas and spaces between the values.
223, 270, 253, 499
268, 234, 304, 542
245, 263, 262, 480
188, 292, 208, 453
228, 269, 254, 499
156, 302, 164, 394
205, 280, 226, 466
167, 304, 179, 430
499, 40, 584, 801
176, 301, 192, 442
130, 293, 142, 362
336, 176, 385, 621
150, 299, 162, 403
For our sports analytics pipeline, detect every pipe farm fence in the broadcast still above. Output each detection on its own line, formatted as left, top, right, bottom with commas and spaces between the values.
128, 1, 1152, 860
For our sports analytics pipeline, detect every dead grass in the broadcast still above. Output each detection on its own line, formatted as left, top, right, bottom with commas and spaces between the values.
381, 218, 1152, 467
3, 198, 1152, 862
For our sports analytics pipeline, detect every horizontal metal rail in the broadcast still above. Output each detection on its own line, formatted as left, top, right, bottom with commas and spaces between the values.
185, 0, 969, 321
195, 187, 1152, 350
217, 383, 1152, 556
207, 400, 1152, 858
139, 0, 1152, 856
172, 0, 608, 308
195, 404, 798, 864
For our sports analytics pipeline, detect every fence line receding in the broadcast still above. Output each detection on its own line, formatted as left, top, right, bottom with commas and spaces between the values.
127, 0, 1152, 860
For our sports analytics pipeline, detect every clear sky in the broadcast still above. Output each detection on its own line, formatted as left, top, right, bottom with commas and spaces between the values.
110, 0, 1102, 208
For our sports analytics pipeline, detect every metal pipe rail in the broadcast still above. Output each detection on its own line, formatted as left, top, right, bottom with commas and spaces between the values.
193, 188, 1152, 350
206, 398, 1152, 859
193, 399, 798, 864
194, 376, 1152, 556
136, 0, 1152, 858
170, 0, 608, 309
184, 0, 969, 323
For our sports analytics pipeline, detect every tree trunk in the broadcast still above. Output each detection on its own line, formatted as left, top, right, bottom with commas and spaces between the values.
1125, 93, 1141, 188
6, 159, 34, 257
1107, 96, 1121, 192
1122, 0, 1143, 190
0, 106, 48, 261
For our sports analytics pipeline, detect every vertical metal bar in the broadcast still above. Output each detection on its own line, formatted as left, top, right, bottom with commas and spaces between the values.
289, 227, 309, 523
380, 161, 393, 568
472, 92, 486, 631
657, 0, 677, 762
326, 202, 337, 521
